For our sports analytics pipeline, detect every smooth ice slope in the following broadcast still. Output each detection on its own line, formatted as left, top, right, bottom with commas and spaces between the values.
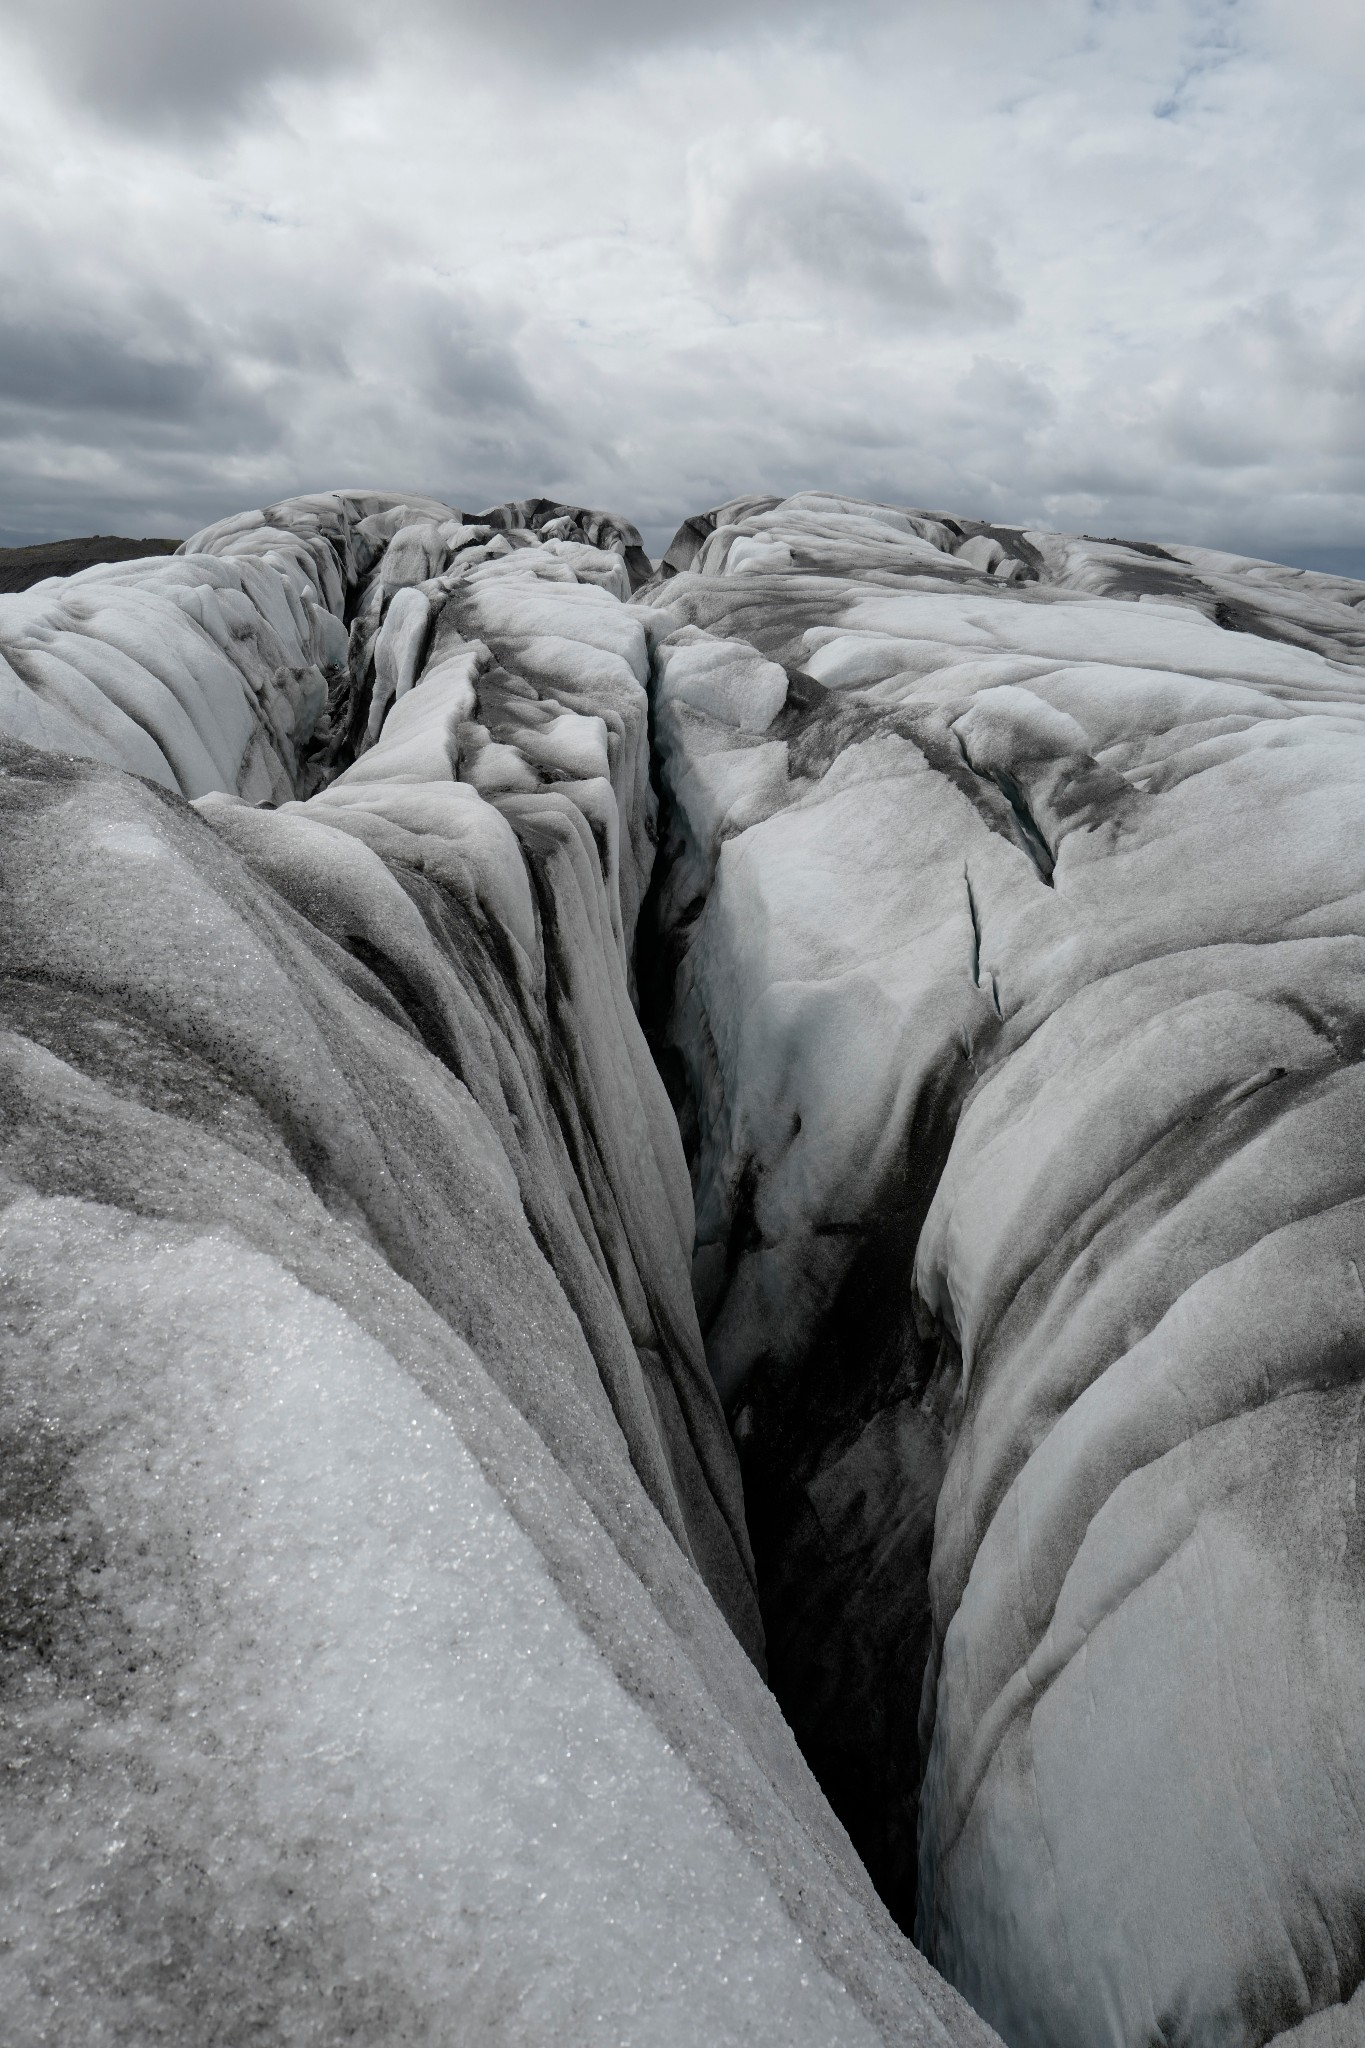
0, 492, 991, 2048
644, 491, 1365, 2048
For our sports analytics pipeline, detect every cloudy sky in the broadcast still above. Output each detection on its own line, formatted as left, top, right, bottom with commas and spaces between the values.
0, 0, 1361, 566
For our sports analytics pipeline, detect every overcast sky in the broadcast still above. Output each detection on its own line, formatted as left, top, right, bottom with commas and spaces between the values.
0, 0, 1361, 567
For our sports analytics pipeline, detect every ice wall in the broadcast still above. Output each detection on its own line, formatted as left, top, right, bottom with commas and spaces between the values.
644, 491, 1365, 2047
0, 492, 993, 2048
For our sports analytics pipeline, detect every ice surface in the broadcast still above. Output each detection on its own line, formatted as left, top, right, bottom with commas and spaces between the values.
656, 628, 790, 733
0, 1194, 885, 2048
0, 535, 344, 801
10, 477, 1363, 2048
645, 490, 1365, 2046
0, 489, 992, 2048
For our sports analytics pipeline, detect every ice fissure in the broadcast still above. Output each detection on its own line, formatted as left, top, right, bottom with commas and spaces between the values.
4, 487, 1365, 2048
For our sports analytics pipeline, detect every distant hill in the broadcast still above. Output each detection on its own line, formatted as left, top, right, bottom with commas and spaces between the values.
0, 534, 181, 593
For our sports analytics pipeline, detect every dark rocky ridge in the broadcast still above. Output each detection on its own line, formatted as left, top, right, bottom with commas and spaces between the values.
0, 533, 181, 590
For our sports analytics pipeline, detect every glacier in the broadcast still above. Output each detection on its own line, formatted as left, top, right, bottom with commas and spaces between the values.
2, 484, 1364, 2048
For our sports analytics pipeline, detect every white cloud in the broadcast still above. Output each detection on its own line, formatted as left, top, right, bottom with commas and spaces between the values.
1253, 0, 1365, 82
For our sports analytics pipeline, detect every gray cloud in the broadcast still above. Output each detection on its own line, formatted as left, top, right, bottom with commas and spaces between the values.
956, 356, 1058, 424
414, 295, 552, 422
1150, 295, 1365, 477
0, 0, 884, 140
0, 250, 584, 546
0, 318, 212, 421
0, 0, 357, 137
689, 130, 1017, 327
0, 289, 301, 474
417, 0, 883, 68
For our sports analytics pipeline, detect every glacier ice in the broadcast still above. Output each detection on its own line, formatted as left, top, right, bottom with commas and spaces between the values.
643, 490, 1365, 2048
0, 489, 990, 2048
4, 479, 1365, 2048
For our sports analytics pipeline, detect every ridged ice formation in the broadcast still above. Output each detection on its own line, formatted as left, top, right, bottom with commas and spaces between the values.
3, 483, 1365, 2048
